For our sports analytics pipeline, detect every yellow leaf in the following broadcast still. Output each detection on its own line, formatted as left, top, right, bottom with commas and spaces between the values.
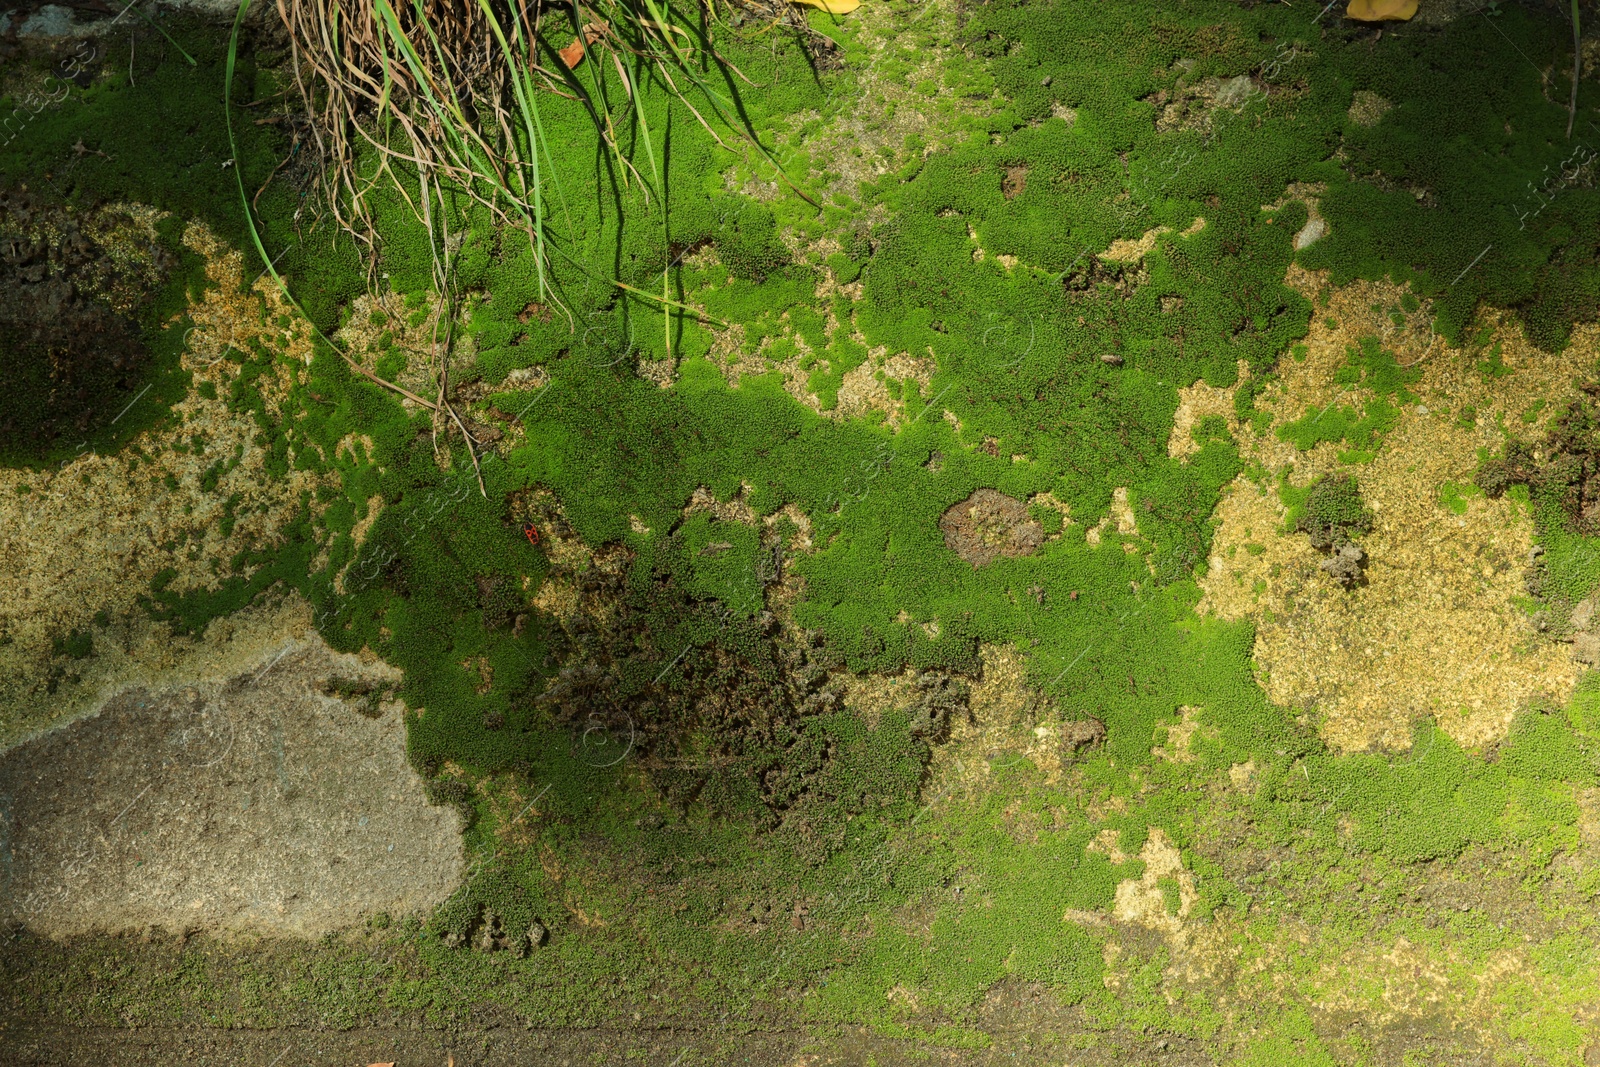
791, 0, 861, 13
1346, 0, 1418, 21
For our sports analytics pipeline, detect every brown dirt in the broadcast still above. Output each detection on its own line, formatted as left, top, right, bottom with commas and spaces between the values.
1001, 165, 1028, 200
939, 489, 1044, 567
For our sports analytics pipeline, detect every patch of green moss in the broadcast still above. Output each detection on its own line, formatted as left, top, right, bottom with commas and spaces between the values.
1438, 479, 1483, 515
1284, 473, 1371, 550
15, 0, 1600, 1056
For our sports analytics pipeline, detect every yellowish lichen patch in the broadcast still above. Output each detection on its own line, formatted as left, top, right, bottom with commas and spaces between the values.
1199, 270, 1596, 752
0, 219, 335, 750
1169, 359, 1248, 460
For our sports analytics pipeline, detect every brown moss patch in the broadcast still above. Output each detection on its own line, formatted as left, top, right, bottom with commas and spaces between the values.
0, 220, 335, 749
940, 488, 1044, 567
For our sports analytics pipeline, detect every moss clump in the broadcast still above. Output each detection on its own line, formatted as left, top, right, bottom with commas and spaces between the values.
718, 202, 790, 282
1294, 474, 1372, 552
1477, 393, 1600, 534
51, 628, 93, 660
1475, 440, 1537, 499
0, 189, 168, 463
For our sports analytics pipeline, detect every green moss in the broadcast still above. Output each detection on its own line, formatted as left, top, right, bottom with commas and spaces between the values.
1287, 474, 1372, 549
1278, 399, 1398, 453
16, 1, 1600, 1054
1438, 480, 1483, 515
51, 628, 93, 660
718, 202, 790, 282
1477, 341, 1514, 381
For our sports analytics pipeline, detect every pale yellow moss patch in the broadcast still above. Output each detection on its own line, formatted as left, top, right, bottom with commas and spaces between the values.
1110, 828, 1199, 938
1348, 90, 1393, 127
834, 351, 936, 429
1169, 359, 1249, 459
683, 483, 759, 525
1102, 224, 1172, 264
0, 220, 336, 750
1199, 270, 1597, 752
1153, 705, 1208, 763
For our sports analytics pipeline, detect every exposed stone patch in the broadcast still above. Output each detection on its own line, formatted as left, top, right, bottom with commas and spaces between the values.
0, 593, 463, 939
637, 357, 677, 388
766, 502, 815, 554
1152, 705, 1205, 763
1148, 52, 1268, 135
1001, 165, 1028, 200
1085, 486, 1140, 550
1026, 491, 1074, 539
734, 0, 996, 206
1057, 717, 1107, 762
337, 286, 490, 453
503, 364, 551, 391
834, 350, 936, 429
515, 488, 632, 628
1263, 181, 1329, 250
918, 645, 1061, 797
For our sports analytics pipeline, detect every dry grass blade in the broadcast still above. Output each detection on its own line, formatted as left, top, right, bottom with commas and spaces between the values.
273, 0, 801, 291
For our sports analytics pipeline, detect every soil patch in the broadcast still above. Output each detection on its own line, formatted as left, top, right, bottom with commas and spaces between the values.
939, 489, 1043, 567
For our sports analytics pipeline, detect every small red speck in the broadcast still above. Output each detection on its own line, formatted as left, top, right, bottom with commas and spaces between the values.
1069, 590, 1079, 601
523, 523, 540, 545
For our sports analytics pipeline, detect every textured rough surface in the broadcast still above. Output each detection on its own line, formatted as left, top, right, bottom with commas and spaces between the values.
0, 595, 462, 939
1200, 269, 1596, 752
939, 488, 1044, 567
0, 220, 333, 749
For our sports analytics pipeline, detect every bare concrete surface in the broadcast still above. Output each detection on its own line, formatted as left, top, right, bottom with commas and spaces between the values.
0, 606, 464, 939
